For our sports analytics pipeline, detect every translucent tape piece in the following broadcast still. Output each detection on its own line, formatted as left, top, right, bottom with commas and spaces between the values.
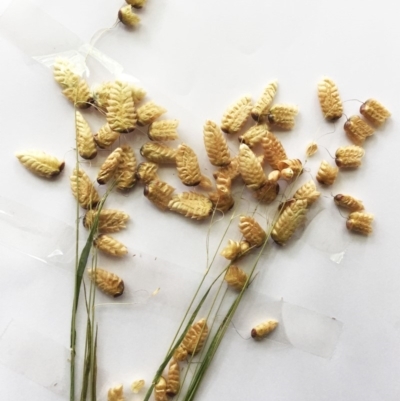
0, 196, 75, 269
0, 320, 69, 396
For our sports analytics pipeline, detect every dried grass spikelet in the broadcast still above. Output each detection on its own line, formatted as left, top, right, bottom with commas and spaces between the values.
118, 5, 140, 26
168, 192, 213, 220
166, 359, 180, 397
251, 320, 278, 339
131, 380, 145, 394
182, 319, 209, 355
268, 170, 281, 183
335, 145, 365, 168
252, 81, 278, 121
94, 124, 120, 149
224, 265, 248, 291
209, 174, 235, 212
140, 142, 177, 164
239, 215, 266, 247
221, 96, 252, 134
293, 181, 320, 205
88, 268, 124, 297
144, 180, 175, 210
154, 377, 167, 401
107, 81, 137, 133
84, 209, 129, 233
203, 120, 231, 166
334, 194, 364, 212
344, 116, 374, 145
126, 0, 147, 8
360, 98, 391, 126
306, 141, 318, 157
62, 82, 92, 109
316, 160, 339, 186
261, 131, 287, 169
75, 111, 97, 159
239, 124, 269, 147
116, 145, 137, 191
176, 143, 202, 186
70, 168, 100, 209
279, 168, 293, 181
267, 104, 298, 129
277, 159, 303, 178
136, 162, 159, 183
97, 147, 123, 185
94, 235, 128, 257
271, 199, 308, 245
238, 144, 267, 190
148, 120, 179, 141
221, 240, 250, 260
16, 150, 64, 178
317, 78, 343, 120
213, 155, 240, 181
346, 211, 373, 235
173, 345, 188, 362
137, 102, 167, 126
108, 384, 125, 401
199, 175, 213, 190
253, 180, 280, 204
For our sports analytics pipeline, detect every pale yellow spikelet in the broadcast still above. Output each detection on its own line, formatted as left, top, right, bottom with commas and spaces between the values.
107, 81, 137, 133
203, 120, 231, 166
215, 173, 232, 192
293, 181, 320, 205
360, 98, 391, 126
16, 150, 64, 178
267, 170, 281, 183
94, 124, 120, 149
126, 0, 147, 8
88, 268, 124, 297
252, 180, 280, 204
344, 116, 374, 145
168, 192, 213, 220
251, 81, 278, 121
346, 212, 373, 235
84, 209, 129, 233
306, 141, 318, 157
137, 101, 167, 126
316, 160, 338, 186
176, 143, 202, 186
251, 320, 278, 339
70, 168, 100, 209
97, 147, 123, 185
144, 180, 175, 211
208, 174, 234, 212
213, 156, 240, 181
127, 83, 146, 103
173, 346, 188, 362
261, 131, 287, 169
140, 142, 177, 164
224, 265, 248, 291
239, 124, 269, 147
53, 58, 79, 89
94, 235, 128, 257
136, 162, 159, 183
75, 111, 97, 159
149, 120, 179, 141
267, 104, 298, 129
131, 380, 145, 394
238, 144, 267, 190
108, 385, 125, 401
221, 240, 250, 260
182, 319, 209, 355
271, 199, 308, 245
221, 96, 252, 134
199, 175, 213, 190
166, 360, 180, 397
116, 145, 137, 191
277, 159, 303, 178
318, 78, 343, 120
62, 80, 92, 109
118, 5, 141, 27
334, 194, 364, 212
335, 145, 365, 168
154, 377, 167, 401
92, 81, 113, 111
239, 215, 267, 247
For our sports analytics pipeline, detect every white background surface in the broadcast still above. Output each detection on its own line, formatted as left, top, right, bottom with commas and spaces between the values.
0, 0, 400, 400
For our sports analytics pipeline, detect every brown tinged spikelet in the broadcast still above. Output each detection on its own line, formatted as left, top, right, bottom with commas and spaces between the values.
267, 104, 298, 129
213, 156, 240, 181
70, 168, 100, 209
293, 181, 320, 205
137, 102, 167, 126
118, 5, 140, 27
221, 96, 252, 134
182, 319, 209, 355
306, 141, 318, 157
346, 212, 373, 235
271, 199, 308, 245
136, 162, 159, 183
166, 360, 180, 397
252, 81, 278, 121
316, 160, 338, 186
88, 268, 124, 297
360, 98, 391, 126
221, 240, 250, 260
97, 147, 123, 185
126, 0, 147, 8
16, 150, 64, 178
251, 320, 278, 339
140, 142, 177, 164
75, 111, 97, 159
224, 265, 248, 291
238, 144, 267, 190
144, 180, 175, 211
94, 124, 120, 149
108, 385, 125, 401
239, 216, 267, 247
277, 159, 303, 178
176, 143, 202, 186
334, 194, 364, 212
168, 192, 213, 220
344, 116, 374, 145
94, 235, 128, 257
317, 78, 343, 120
335, 145, 365, 168
83, 209, 129, 233
203, 120, 231, 166
261, 131, 287, 170
154, 377, 167, 401
239, 124, 269, 147
116, 145, 137, 191
253, 180, 280, 204
149, 120, 179, 141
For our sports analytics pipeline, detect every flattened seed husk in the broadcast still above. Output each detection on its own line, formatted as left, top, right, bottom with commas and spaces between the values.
97, 147, 123, 185
335, 145, 365, 168
239, 124, 269, 147
154, 377, 167, 401
251, 81, 278, 121
317, 78, 343, 120
16, 150, 64, 178
140, 142, 177, 164
168, 192, 213, 220
238, 144, 267, 190
137, 101, 166, 126
261, 131, 287, 170
75, 111, 97, 159
224, 265, 248, 291
135, 162, 159, 183
70, 168, 100, 209
316, 160, 338, 186
131, 380, 145, 394
108, 385, 125, 401
116, 145, 137, 191
94, 235, 128, 257
203, 120, 231, 166
208, 174, 234, 212
293, 181, 320, 205
267, 104, 298, 129
252, 180, 279, 204
251, 320, 278, 339
360, 98, 391, 126
84, 209, 129, 233
94, 124, 120, 149
118, 5, 141, 26
239, 215, 267, 247
334, 194, 364, 212
221, 96, 252, 134
220, 240, 250, 260
344, 116, 374, 145
276, 159, 303, 178
176, 143, 202, 186
346, 212, 373, 235
144, 180, 175, 210
166, 360, 180, 397
181, 319, 209, 355
306, 141, 318, 157
88, 268, 124, 297
148, 120, 179, 141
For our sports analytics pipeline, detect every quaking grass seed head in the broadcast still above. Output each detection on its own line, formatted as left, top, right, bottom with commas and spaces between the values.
334, 194, 364, 212
118, 5, 141, 27
360, 98, 391, 126
251, 320, 278, 339
108, 385, 125, 401
88, 268, 125, 297
16, 150, 64, 178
